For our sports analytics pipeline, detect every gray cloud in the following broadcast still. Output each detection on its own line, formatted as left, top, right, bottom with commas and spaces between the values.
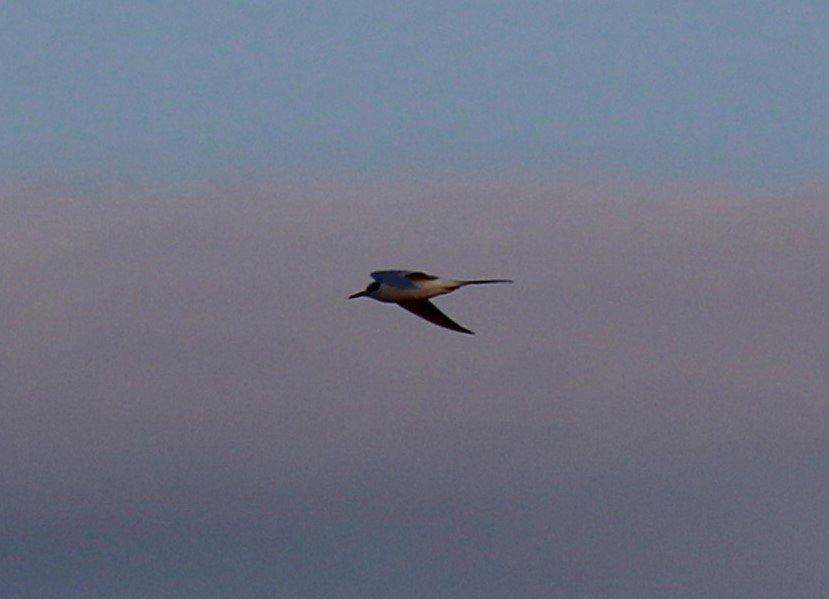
1, 179, 827, 597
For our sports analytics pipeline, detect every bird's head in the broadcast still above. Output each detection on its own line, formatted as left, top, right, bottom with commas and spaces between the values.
348, 281, 379, 299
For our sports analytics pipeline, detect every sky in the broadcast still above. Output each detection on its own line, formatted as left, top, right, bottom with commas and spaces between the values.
3, 1, 829, 187
3, 3, 829, 598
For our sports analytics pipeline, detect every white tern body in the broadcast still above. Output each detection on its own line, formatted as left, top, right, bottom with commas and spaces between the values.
349, 270, 512, 334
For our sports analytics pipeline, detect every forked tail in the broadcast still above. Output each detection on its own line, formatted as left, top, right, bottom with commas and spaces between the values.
460, 278, 513, 286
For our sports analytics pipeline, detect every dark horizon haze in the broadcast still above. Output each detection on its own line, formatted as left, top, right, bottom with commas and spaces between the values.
2, 177, 827, 597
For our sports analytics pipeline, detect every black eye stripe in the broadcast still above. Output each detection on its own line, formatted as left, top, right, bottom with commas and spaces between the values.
367, 282, 380, 292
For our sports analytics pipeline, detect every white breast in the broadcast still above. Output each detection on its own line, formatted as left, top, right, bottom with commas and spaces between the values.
373, 279, 460, 302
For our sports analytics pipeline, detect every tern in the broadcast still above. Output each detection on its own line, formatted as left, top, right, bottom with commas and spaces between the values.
349, 270, 513, 334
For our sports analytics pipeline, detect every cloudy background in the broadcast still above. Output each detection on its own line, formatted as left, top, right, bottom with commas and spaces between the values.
3, 3, 829, 598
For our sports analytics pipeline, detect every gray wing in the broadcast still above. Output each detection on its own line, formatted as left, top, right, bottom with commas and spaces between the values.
371, 270, 417, 289
404, 271, 439, 282
398, 300, 474, 334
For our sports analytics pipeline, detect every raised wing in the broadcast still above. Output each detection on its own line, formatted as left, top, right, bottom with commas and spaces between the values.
397, 299, 474, 334
370, 270, 418, 289
404, 271, 438, 282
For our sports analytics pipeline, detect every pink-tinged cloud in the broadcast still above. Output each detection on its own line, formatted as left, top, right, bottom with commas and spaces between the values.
1, 177, 827, 597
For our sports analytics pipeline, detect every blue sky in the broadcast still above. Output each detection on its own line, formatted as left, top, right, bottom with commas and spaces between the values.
4, 1, 828, 186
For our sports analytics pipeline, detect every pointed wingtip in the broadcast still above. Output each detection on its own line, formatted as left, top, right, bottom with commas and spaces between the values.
397, 299, 476, 334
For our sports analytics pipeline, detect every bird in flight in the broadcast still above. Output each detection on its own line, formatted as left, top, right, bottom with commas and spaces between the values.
349, 270, 512, 334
